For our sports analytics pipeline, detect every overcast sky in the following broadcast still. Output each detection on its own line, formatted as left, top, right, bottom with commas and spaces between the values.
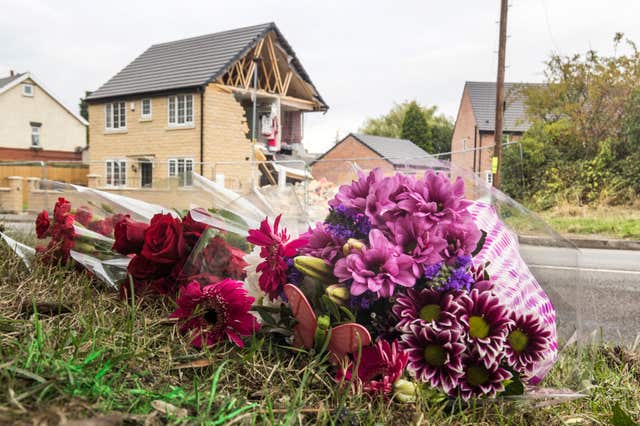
2, 0, 639, 153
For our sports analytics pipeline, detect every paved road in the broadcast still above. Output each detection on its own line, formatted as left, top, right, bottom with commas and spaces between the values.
520, 245, 640, 345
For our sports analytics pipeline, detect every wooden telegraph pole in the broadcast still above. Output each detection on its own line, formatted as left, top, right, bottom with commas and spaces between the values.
493, 0, 509, 189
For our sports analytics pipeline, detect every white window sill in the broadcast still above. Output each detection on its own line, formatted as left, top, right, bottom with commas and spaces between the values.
140, 117, 152, 122
166, 124, 195, 130
104, 128, 128, 134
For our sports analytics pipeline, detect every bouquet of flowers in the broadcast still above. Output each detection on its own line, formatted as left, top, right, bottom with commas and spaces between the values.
247, 168, 557, 400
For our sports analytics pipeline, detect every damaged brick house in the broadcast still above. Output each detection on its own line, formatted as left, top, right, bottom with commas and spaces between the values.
85, 22, 327, 190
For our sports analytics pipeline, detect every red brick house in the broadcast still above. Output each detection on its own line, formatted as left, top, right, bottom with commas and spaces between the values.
311, 133, 441, 184
450, 82, 536, 184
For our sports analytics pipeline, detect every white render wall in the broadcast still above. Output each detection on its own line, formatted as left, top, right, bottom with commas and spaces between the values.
0, 78, 86, 152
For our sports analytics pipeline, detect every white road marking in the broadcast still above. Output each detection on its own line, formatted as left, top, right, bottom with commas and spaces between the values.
529, 264, 640, 275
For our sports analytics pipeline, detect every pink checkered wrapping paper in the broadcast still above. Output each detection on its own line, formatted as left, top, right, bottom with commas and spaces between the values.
468, 201, 558, 384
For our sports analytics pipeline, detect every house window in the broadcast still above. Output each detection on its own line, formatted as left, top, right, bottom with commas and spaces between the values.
462, 138, 468, 151
168, 95, 194, 126
22, 84, 34, 97
105, 101, 127, 130
30, 122, 41, 147
106, 160, 126, 187
141, 99, 152, 120
168, 158, 194, 186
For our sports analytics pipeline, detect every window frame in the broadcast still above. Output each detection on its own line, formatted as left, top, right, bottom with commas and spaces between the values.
167, 94, 194, 127
30, 122, 41, 148
22, 84, 34, 97
168, 158, 194, 187
104, 101, 127, 130
105, 159, 127, 187
140, 98, 152, 120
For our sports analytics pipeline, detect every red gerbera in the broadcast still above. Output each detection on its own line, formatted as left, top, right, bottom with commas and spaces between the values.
171, 279, 260, 348
336, 339, 408, 396
246, 215, 307, 300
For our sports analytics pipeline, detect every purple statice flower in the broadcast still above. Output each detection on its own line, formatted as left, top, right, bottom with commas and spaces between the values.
348, 288, 378, 310
326, 205, 372, 240
441, 266, 473, 292
424, 262, 443, 280
387, 215, 446, 277
396, 172, 471, 224
439, 218, 482, 264
334, 229, 415, 299
456, 255, 473, 269
326, 222, 356, 241
285, 256, 304, 286
329, 168, 385, 211
298, 222, 346, 265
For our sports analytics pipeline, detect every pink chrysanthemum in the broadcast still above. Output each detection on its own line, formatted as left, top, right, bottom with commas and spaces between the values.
336, 339, 408, 396
458, 289, 513, 368
400, 323, 465, 394
334, 229, 415, 298
392, 288, 463, 333
455, 352, 512, 400
171, 279, 260, 348
504, 312, 552, 378
247, 215, 307, 300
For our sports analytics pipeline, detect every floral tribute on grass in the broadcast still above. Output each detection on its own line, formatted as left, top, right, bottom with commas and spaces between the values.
247, 168, 557, 401
6, 169, 561, 404
31, 198, 261, 349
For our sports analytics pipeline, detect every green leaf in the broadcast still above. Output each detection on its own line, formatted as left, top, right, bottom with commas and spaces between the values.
612, 404, 638, 426
501, 374, 524, 396
471, 230, 487, 257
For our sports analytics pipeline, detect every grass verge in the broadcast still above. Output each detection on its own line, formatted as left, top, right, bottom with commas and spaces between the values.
0, 243, 639, 425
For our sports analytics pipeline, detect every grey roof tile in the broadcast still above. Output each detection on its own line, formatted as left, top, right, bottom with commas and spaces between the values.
465, 81, 539, 132
338, 133, 439, 168
86, 23, 326, 108
0, 72, 24, 89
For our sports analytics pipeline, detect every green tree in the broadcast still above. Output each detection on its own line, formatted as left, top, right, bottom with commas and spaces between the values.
503, 34, 640, 207
401, 101, 433, 153
359, 101, 453, 156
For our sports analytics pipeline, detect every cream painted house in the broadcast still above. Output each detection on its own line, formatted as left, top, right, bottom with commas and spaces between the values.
85, 22, 328, 191
0, 71, 88, 161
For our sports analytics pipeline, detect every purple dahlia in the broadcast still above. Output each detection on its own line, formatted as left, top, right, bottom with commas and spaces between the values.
400, 323, 465, 394
392, 288, 463, 332
458, 289, 513, 368
334, 229, 415, 298
504, 312, 552, 378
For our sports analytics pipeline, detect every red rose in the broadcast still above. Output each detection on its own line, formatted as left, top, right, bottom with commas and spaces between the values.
127, 254, 172, 281
113, 216, 149, 255
183, 208, 211, 246
36, 210, 50, 239
75, 206, 93, 227
141, 213, 186, 264
53, 197, 71, 223
227, 246, 248, 280
88, 219, 114, 237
